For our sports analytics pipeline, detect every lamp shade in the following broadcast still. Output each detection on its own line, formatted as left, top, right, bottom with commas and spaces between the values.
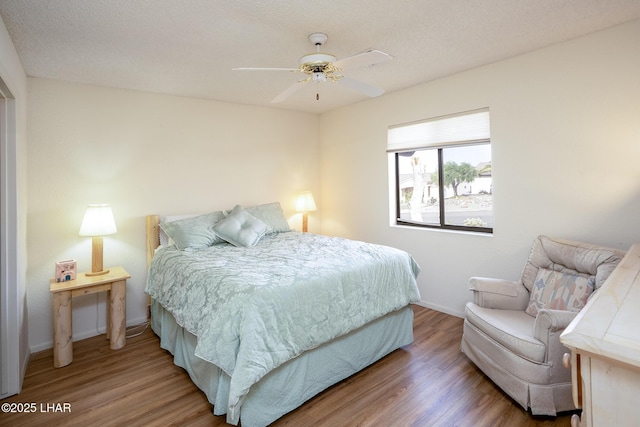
295, 192, 317, 213
79, 204, 117, 236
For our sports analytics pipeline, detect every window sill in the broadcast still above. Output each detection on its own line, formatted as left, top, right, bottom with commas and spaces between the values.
389, 223, 494, 237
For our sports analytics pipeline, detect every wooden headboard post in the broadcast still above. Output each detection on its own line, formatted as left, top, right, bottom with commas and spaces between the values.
146, 215, 160, 267
145, 215, 160, 319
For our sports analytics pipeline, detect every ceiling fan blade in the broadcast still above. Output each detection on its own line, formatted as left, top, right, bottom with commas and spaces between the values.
271, 82, 304, 103
338, 77, 384, 97
332, 49, 392, 70
233, 67, 299, 72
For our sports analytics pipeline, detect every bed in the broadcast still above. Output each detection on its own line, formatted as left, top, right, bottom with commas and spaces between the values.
145, 203, 421, 426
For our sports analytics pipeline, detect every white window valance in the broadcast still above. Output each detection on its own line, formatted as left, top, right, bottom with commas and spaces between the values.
387, 108, 490, 153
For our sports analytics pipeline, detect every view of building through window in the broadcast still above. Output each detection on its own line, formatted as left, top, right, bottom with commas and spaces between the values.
396, 143, 492, 229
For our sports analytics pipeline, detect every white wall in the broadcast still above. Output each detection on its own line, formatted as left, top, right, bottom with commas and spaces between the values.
319, 20, 640, 317
0, 15, 28, 396
23, 18, 640, 350
27, 79, 320, 351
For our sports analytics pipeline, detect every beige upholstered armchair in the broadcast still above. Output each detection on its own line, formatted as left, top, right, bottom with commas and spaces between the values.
461, 235, 624, 416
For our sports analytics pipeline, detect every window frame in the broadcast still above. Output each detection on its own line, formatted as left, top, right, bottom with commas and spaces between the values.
388, 108, 492, 234
392, 142, 493, 234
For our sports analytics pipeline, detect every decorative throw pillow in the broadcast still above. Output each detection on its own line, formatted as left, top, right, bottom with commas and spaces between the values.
213, 205, 269, 247
525, 268, 596, 317
160, 211, 226, 250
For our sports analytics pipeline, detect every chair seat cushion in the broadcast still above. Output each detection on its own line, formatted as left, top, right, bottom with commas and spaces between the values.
465, 302, 546, 363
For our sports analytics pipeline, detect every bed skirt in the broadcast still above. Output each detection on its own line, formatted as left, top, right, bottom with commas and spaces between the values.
151, 300, 414, 426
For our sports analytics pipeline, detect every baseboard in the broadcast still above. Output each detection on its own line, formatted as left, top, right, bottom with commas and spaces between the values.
414, 300, 464, 318
29, 314, 150, 353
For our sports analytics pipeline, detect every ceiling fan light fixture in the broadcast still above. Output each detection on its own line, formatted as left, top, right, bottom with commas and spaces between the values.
311, 72, 326, 82
298, 53, 342, 82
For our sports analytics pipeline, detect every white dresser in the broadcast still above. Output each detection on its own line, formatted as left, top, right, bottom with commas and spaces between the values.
560, 243, 640, 427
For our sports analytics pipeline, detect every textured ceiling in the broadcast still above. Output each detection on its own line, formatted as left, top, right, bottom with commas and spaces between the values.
1, 0, 640, 114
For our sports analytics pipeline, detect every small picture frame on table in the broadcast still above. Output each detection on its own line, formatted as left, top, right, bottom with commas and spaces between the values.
55, 259, 77, 282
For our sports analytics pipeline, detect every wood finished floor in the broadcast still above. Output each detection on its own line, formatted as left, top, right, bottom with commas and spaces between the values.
2, 305, 576, 426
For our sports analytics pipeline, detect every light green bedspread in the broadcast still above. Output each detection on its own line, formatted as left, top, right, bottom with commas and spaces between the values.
146, 232, 420, 419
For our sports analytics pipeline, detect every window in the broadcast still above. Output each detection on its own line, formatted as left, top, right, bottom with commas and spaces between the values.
388, 109, 492, 233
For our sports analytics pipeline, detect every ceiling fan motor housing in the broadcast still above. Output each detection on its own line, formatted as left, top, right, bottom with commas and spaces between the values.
299, 33, 337, 73
299, 53, 337, 68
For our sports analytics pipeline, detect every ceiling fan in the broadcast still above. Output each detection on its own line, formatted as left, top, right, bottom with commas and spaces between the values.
233, 33, 392, 103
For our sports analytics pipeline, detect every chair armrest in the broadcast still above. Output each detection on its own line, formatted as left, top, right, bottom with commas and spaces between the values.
469, 277, 530, 310
534, 309, 578, 368
534, 309, 577, 336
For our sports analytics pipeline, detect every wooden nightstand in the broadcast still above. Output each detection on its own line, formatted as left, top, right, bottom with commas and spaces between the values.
50, 266, 130, 367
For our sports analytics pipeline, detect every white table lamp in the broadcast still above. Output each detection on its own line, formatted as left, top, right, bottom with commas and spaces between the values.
79, 204, 117, 276
295, 192, 317, 233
